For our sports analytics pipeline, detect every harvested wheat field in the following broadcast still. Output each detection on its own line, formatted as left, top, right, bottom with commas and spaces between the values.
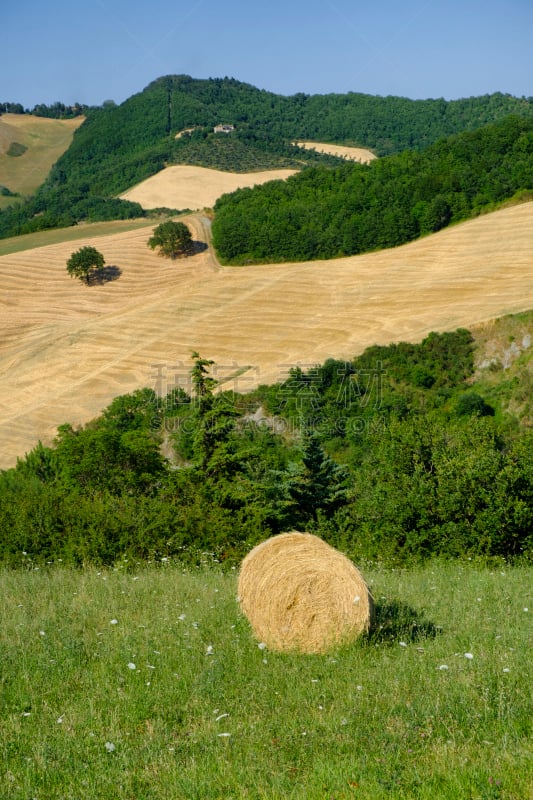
1, 202, 533, 467
120, 165, 298, 210
295, 141, 376, 163
0, 114, 83, 199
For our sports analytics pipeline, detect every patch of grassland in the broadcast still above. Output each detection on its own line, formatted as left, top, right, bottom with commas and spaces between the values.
0, 560, 531, 799
0, 218, 156, 256
0, 115, 83, 198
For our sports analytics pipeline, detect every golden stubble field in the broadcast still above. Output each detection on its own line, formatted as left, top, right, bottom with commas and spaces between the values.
1, 201, 533, 468
120, 165, 299, 210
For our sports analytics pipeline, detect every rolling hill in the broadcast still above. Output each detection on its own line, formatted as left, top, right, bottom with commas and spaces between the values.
0, 113, 83, 206
1, 200, 532, 469
1, 75, 532, 239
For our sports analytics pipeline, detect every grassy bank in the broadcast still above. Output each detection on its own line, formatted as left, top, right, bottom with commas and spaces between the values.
1, 560, 531, 799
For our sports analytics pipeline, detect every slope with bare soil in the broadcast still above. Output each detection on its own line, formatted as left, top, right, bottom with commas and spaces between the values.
1, 203, 533, 468
119, 165, 299, 211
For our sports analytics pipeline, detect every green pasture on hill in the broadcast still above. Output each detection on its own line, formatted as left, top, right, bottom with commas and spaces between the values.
0, 561, 531, 799
0, 115, 82, 199
0, 218, 157, 256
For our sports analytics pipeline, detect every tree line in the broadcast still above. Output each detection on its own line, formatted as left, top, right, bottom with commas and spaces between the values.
212, 115, 533, 263
0, 101, 87, 118
0, 330, 531, 568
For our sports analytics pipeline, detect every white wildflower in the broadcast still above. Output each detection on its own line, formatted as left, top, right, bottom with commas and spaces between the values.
205, 645, 214, 655
127, 662, 136, 670
399, 641, 407, 647
464, 653, 474, 660
110, 619, 118, 625
257, 642, 267, 651
104, 742, 116, 753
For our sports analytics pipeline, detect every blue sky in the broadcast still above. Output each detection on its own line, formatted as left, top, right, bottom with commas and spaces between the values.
3, 0, 531, 107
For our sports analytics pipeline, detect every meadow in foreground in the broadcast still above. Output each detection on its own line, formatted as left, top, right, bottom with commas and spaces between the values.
0, 560, 531, 799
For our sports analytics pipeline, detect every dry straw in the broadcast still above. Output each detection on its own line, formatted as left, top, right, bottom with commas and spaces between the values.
238, 531, 373, 654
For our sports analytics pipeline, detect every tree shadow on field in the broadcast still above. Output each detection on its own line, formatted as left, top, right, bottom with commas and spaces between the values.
89, 265, 122, 285
191, 240, 207, 255
366, 598, 440, 645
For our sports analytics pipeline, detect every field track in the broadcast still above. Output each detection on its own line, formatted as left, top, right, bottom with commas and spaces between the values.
1, 201, 533, 467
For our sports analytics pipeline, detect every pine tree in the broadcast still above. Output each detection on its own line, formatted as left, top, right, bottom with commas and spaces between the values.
286, 428, 348, 523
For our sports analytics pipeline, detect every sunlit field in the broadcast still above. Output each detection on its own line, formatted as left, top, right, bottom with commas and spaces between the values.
1, 560, 531, 799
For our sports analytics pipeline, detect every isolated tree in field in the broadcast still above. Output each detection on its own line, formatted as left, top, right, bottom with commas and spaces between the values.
66, 246, 105, 283
147, 220, 193, 258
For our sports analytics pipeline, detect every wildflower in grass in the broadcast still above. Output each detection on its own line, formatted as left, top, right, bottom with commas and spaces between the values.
399, 641, 407, 647
206, 645, 214, 655
110, 619, 118, 625
464, 652, 474, 660
178, 613, 186, 621
105, 742, 116, 752
127, 662, 136, 670
503, 668, 510, 673
438, 665, 449, 670
258, 642, 267, 650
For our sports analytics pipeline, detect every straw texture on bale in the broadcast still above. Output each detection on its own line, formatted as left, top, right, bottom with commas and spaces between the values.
238, 532, 373, 654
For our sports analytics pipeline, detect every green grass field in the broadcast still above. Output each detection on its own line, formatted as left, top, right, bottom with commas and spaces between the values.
0, 115, 83, 200
1, 560, 531, 799
0, 218, 157, 256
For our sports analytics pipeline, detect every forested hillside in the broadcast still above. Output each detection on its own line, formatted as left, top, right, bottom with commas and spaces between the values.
1, 325, 532, 567
0, 75, 532, 239
212, 115, 533, 263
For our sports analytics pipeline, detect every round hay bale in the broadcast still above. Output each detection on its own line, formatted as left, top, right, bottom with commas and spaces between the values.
238, 532, 373, 654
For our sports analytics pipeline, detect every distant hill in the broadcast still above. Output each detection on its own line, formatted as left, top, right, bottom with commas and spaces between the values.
0, 114, 83, 208
0, 74, 532, 239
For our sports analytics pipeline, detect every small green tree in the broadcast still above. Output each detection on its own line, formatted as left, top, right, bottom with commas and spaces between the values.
66, 246, 105, 283
147, 220, 193, 259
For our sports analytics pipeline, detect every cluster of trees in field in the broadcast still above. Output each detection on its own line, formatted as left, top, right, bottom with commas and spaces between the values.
1, 75, 532, 239
212, 115, 533, 263
1, 329, 531, 568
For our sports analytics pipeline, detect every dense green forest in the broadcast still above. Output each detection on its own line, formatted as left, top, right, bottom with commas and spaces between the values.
1, 324, 532, 568
1, 75, 532, 239
212, 115, 533, 263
